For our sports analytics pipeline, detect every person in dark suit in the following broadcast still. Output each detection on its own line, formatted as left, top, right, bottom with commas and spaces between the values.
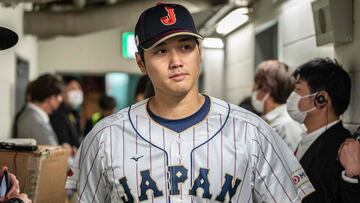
286, 58, 360, 203
50, 76, 82, 153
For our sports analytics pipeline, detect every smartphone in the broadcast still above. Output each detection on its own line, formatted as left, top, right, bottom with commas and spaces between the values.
0, 170, 9, 197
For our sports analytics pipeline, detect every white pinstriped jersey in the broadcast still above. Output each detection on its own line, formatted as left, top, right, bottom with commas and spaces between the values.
66, 97, 314, 203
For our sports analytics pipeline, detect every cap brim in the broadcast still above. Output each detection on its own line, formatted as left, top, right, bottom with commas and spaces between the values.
0, 27, 18, 50
143, 31, 203, 51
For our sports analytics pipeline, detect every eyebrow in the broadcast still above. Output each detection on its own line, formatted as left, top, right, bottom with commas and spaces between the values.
154, 36, 195, 48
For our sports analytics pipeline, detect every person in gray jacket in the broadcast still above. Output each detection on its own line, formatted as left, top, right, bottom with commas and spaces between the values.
16, 73, 64, 145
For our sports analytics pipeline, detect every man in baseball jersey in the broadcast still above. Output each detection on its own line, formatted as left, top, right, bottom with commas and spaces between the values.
66, 3, 314, 202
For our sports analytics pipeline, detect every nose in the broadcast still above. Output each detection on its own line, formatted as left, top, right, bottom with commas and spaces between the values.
169, 50, 183, 69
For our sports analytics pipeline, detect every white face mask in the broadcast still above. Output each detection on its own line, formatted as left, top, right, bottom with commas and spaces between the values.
67, 89, 83, 109
286, 91, 317, 123
251, 91, 269, 113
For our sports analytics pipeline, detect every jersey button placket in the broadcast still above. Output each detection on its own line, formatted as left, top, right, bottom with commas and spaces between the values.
176, 137, 184, 162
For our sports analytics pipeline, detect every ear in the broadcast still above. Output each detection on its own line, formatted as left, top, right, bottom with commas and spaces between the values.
135, 52, 146, 74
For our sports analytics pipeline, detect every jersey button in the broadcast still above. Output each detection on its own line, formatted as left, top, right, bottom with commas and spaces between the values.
176, 137, 184, 144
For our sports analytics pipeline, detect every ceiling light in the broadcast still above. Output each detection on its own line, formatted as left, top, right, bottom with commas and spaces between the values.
230, 0, 249, 7
216, 7, 249, 35
203, 38, 224, 49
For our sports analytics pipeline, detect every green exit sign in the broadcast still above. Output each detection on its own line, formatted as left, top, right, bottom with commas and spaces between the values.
122, 32, 137, 59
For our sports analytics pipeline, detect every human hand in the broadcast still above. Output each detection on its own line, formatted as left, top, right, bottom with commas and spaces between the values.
8, 193, 32, 203
338, 138, 360, 177
0, 166, 20, 202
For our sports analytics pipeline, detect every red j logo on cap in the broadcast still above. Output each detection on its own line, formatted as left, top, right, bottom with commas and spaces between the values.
160, 7, 176, 25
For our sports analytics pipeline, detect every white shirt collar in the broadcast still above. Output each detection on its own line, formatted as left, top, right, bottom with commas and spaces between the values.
28, 103, 50, 123
263, 104, 287, 122
295, 119, 340, 160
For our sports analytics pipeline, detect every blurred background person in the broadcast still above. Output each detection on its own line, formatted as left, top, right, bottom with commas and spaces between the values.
16, 73, 63, 145
12, 81, 33, 138
238, 96, 261, 116
134, 74, 154, 102
50, 76, 83, 153
84, 94, 117, 135
251, 60, 304, 151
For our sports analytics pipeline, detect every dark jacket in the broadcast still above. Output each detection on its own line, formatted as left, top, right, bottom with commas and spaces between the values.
301, 122, 360, 203
50, 103, 80, 147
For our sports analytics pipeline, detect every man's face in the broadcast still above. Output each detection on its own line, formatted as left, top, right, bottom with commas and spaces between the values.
47, 94, 63, 114
64, 80, 82, 102
136, 35, 201, 97
294, 78, 316, 112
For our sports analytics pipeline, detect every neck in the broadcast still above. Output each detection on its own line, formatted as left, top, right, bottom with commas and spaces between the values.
264, 99, 280, 114
304, 109, 339, 133
32, 101, 50, 114
148, 90, 204, 119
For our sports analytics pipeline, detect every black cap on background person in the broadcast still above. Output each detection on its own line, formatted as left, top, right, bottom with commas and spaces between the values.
0, 26, 18, 50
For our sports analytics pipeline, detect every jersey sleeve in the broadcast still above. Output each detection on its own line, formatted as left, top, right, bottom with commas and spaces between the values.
249, 121, 315, 203
66, 125, 111, 203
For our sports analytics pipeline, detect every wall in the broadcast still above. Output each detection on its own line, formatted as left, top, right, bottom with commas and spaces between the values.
38, 27, 140, 74
335, 0, 360, 127
202, 48, 225, 98
0, 4, 38, 139
225, 24, 255, 104
224, 0, 358, 128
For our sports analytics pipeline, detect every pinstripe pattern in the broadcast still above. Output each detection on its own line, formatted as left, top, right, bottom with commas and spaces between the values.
67, 97, 314, 203
122, 120, 125, 177
136, 115, 140, 199
162, 128, 168, 202
220, 114, 223, 186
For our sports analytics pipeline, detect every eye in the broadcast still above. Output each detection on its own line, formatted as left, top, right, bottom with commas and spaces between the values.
154, 48, 167, 55
180, 43, 195, 52
182, 45, 191, 50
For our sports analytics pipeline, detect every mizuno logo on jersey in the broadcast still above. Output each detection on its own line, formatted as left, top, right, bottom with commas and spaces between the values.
130, 155, 144, 162
118, 165, 242, 202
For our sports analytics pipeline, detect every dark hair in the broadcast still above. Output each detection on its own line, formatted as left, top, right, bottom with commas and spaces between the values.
135, 75, 150, 96
254, 60, 294, 104
30, 74, 64, 102
293, 58, 351, 116
63, 76, 81, 86
99, 95, 117, 110
144, 82, 155, 99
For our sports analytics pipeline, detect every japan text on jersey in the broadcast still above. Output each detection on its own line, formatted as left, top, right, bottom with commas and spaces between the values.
66, 97, 314, 203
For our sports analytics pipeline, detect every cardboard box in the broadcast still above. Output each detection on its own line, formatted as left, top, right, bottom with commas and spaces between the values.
0, 145, 70, 203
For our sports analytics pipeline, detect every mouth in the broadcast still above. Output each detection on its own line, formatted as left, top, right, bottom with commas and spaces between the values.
169, 73, 188, 81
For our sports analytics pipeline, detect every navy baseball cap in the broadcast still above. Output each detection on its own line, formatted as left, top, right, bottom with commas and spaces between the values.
135, 3, 203, 51
0, 27, 18, 50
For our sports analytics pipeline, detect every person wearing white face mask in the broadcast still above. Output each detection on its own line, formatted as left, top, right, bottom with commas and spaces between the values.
50, 77, 83, 155
287, 58, 360, 203
251, 60, 304, 151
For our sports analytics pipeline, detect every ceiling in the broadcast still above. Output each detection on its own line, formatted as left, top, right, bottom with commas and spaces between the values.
0, 0, 254, 38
